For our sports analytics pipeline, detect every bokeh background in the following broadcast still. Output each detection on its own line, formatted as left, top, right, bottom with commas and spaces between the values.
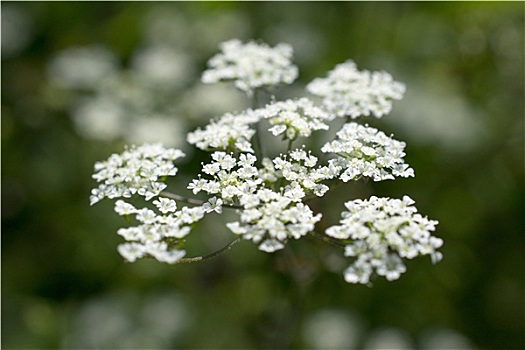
2, 1, 523, 349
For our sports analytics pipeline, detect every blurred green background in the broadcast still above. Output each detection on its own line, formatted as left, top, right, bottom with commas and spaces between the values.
2, 1, 523, 349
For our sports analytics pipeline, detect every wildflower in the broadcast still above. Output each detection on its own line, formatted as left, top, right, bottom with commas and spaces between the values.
203, 197, 223, 214
307, 60, 405, 119
321, 122, 414, 182
187, 110, 259, 153
254, 98, 331, 140
117, 242, 147, 263
90, 143, 185, 205
227, 192, 322, 252
271, 149, 334, 197
202, 39, 298, 96
89, 39, 440, 284
326, 196, 441, 284
187, 177, 208, 195
112, 199, 207, 264
153, 198, 178, 214
258, 239, 285, 253
114, 200, 137, 215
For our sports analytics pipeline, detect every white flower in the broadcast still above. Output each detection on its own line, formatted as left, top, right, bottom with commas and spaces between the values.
90, 143, 185, 205
202, 162, 221, 176
322, 122, 414, 182
202, 39, 298, 96
212, 151, 237, 170
307, 60, 405, 119
221, 185, 240, 200
344, 259, 373, 284
326, 196, 441, 284
153, 198, 178, 214
255, 98, 331, 140
117, 227, 142, 241
258, 239, 285, 253
226, 222, 247, 235
284, 182, 306, 202
114, 200, 137, 216
145, 241, 186, 264
238, 153, 257, 167
113, 198, 208, 264
90, 38, 441, 284
269, 149, 334, 198
108, 178, 215, 265
228, 190, 321, 253
136, 208, 157, 224
187, 110, 259, 153
187, 177, 208, 195
376, 254, 407, 281
117, 242, 147, 263
194, 151, 263, 207
179, 207, 206, 224
154, 249, 186, 264
203, 197, 223, 214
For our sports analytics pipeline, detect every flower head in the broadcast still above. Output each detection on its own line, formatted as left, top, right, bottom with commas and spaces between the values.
191, 150, 322, 252
227, 192, 321, 252
187, 110, 259, 153
326, 196, 441, 284
307, 60, 405, 119
202, 39, 298, 96
113, 198, 207, 264
89, 38, 441, 285
255, 98, 331, 140
270, 149, 334, 198
90, 143, 185, 205
321, 122, 414, 182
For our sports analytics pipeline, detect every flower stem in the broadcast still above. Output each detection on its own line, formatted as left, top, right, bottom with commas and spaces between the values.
286, 138, 294, 153
252, 89, 265, 162
176, 237, 242, 263
159, 191, 243, 209
309, 231, 346, 248
159, 191, 207, 206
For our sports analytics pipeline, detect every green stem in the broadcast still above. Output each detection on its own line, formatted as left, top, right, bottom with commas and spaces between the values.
159, 191, 206, 206
159, 191, 243, 209
252, 89, 265, 162
176, 237, 242, 263
309, 231, 346, 248
286, 138, 295, 153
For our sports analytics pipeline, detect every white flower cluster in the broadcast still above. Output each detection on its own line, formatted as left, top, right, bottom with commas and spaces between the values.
91, 39, 441, 284
322, 122, 414, 182
114, 198, 206, 264
188, 151, 260, 204
326, 196, 442, 284
90, 143, 185, 205
254, 98, 332, 140
271, 148, 338, 199
201, 39, 298, 96
186, 110, 259, 153
227, 198, 321, 253
307, 60, 405, 119
189, 151, 322, 252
